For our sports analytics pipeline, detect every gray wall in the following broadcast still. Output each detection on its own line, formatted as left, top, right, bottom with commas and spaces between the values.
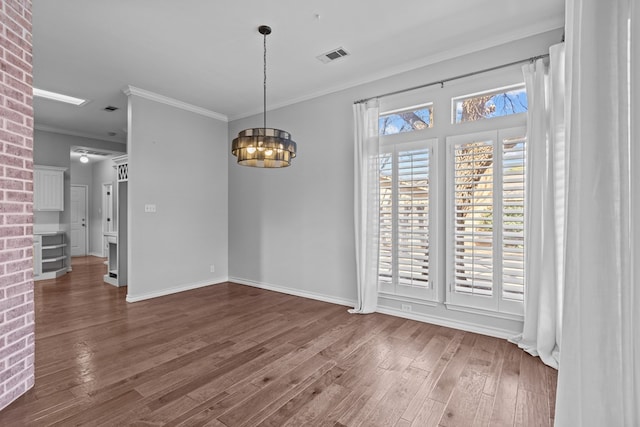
34, 130, 126, 258
228, 29, 563, 336
126, 95, 228, 301
70, 159, 93, 186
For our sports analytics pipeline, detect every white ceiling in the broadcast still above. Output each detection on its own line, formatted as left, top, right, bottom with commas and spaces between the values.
32, 0, 564, 144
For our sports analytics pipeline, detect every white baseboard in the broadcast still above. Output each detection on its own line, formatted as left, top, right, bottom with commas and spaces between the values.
230, 277, 516, 339
375, 306, 518, 340
88, 252, 104, 258
229, 277, 356, 308
125, 273, 517, 340
126, 276, 229, 303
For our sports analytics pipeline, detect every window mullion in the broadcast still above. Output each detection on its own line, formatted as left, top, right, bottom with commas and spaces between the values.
391, 146, 399, 292
494, 137, 503, 310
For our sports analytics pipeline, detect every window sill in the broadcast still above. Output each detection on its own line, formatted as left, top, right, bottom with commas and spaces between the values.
378, 292, 438, 307
444, 302, 524, 322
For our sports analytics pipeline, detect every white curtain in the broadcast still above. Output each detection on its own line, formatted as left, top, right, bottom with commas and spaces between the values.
511, 43, 565, 370
556, 0, 639, 425
350, 100, 380, 314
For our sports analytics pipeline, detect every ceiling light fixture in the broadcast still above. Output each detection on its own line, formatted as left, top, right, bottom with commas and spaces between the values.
231, 25, 297, 168
33, 88, 87, 106
79, 154, 89, 164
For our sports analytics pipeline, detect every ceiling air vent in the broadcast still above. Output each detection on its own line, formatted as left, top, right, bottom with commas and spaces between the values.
104, 105, 118, 111
316, 47, 350, 64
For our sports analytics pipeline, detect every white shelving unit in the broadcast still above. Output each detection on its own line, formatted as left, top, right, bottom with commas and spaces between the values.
34, 232, 68, 281
103, 154, 127, 287
103, 234, 119, 286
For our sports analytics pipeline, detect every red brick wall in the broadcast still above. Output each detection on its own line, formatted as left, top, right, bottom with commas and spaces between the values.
0, 0, 34, 411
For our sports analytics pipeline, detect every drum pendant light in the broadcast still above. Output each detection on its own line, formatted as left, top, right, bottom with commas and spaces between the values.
231, 25, 297, 168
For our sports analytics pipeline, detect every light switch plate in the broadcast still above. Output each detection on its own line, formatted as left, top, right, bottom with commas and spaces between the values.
144, 204, 156, 213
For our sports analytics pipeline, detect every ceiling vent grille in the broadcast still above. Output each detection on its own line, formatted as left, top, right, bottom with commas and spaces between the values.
316, 47, 350, 64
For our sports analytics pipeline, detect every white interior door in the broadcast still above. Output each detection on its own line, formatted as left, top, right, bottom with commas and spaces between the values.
70, 185, 87, 256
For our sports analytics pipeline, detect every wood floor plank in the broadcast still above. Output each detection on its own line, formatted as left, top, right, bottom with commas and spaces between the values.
216, 353, 335, 426
410, 398, 446, 427
518, 351, 548, 395
439, 367, 487, 427
483, 339, 507, 396
472, 393, 495, 427
546, 365, 558, 421
335, 368, 397, 426
264, 372, 350, 426
0, 256, 556, 426
489, 342, 524, 426
410, 328, 452, 372
514, 389, 551, 427
361, 365, 430, 427
429, 331, 475, 403
402, 342, 455, 422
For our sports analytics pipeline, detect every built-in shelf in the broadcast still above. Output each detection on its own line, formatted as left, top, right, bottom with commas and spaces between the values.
34, 232, 68, 281
42, 255, 66, 263
42, 244, 66, 250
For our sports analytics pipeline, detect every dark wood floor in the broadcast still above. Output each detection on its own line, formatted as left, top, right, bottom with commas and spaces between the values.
0, 256, 556, 426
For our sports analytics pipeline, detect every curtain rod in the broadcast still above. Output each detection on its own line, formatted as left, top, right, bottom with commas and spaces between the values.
354, 53, 550, 104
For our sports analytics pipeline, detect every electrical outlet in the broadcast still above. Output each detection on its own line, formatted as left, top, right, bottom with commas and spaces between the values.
144, 204, 156, 213
210, 264, 215, 273
401, 304, 412, 312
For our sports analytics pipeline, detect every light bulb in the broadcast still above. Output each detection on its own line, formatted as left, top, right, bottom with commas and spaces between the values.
80, 154, 89, 164
265, 149, 273, 156
246, 146, 256, 154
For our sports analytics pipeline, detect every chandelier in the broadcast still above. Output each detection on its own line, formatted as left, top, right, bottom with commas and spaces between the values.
231, 25, 297, 168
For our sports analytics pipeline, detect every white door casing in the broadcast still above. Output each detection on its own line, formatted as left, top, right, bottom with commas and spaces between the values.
70, 185, 88, 256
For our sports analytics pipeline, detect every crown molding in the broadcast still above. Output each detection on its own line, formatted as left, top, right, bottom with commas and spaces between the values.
229, 20, 564, 121
123, 86, 228, 122
34, 124, 126, 144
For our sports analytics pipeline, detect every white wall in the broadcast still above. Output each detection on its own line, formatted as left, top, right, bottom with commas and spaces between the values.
228, 29, 563, 337
126, 95, 228, 301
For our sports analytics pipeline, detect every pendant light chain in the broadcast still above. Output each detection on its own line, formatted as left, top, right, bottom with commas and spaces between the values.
263, 30, 267, 131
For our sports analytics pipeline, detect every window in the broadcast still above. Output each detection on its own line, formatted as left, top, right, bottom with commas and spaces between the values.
452, 84, 527, 124
446, 128, 525, 315
375, 69, 527, 318
379, 103, 433, 135
378, 139, 437, 301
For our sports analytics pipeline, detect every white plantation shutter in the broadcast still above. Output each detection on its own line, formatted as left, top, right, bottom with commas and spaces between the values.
452, 137, 495, 299
379, 138, 437, 301
446, 128, 525, 315
501, 135, 526, 301
378, 152, 393, 286
397, 147, 430, 287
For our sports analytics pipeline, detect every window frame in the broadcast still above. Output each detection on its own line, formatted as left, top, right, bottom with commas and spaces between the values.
378, 102, 434, 136
375, 64, 528, 320
451, 83, 527, 124
445, 126, 526, 316
378, 131, 439, 302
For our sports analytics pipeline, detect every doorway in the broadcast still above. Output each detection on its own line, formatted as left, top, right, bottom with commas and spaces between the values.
103, 183, 115, 234
70, 185, 88, 256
